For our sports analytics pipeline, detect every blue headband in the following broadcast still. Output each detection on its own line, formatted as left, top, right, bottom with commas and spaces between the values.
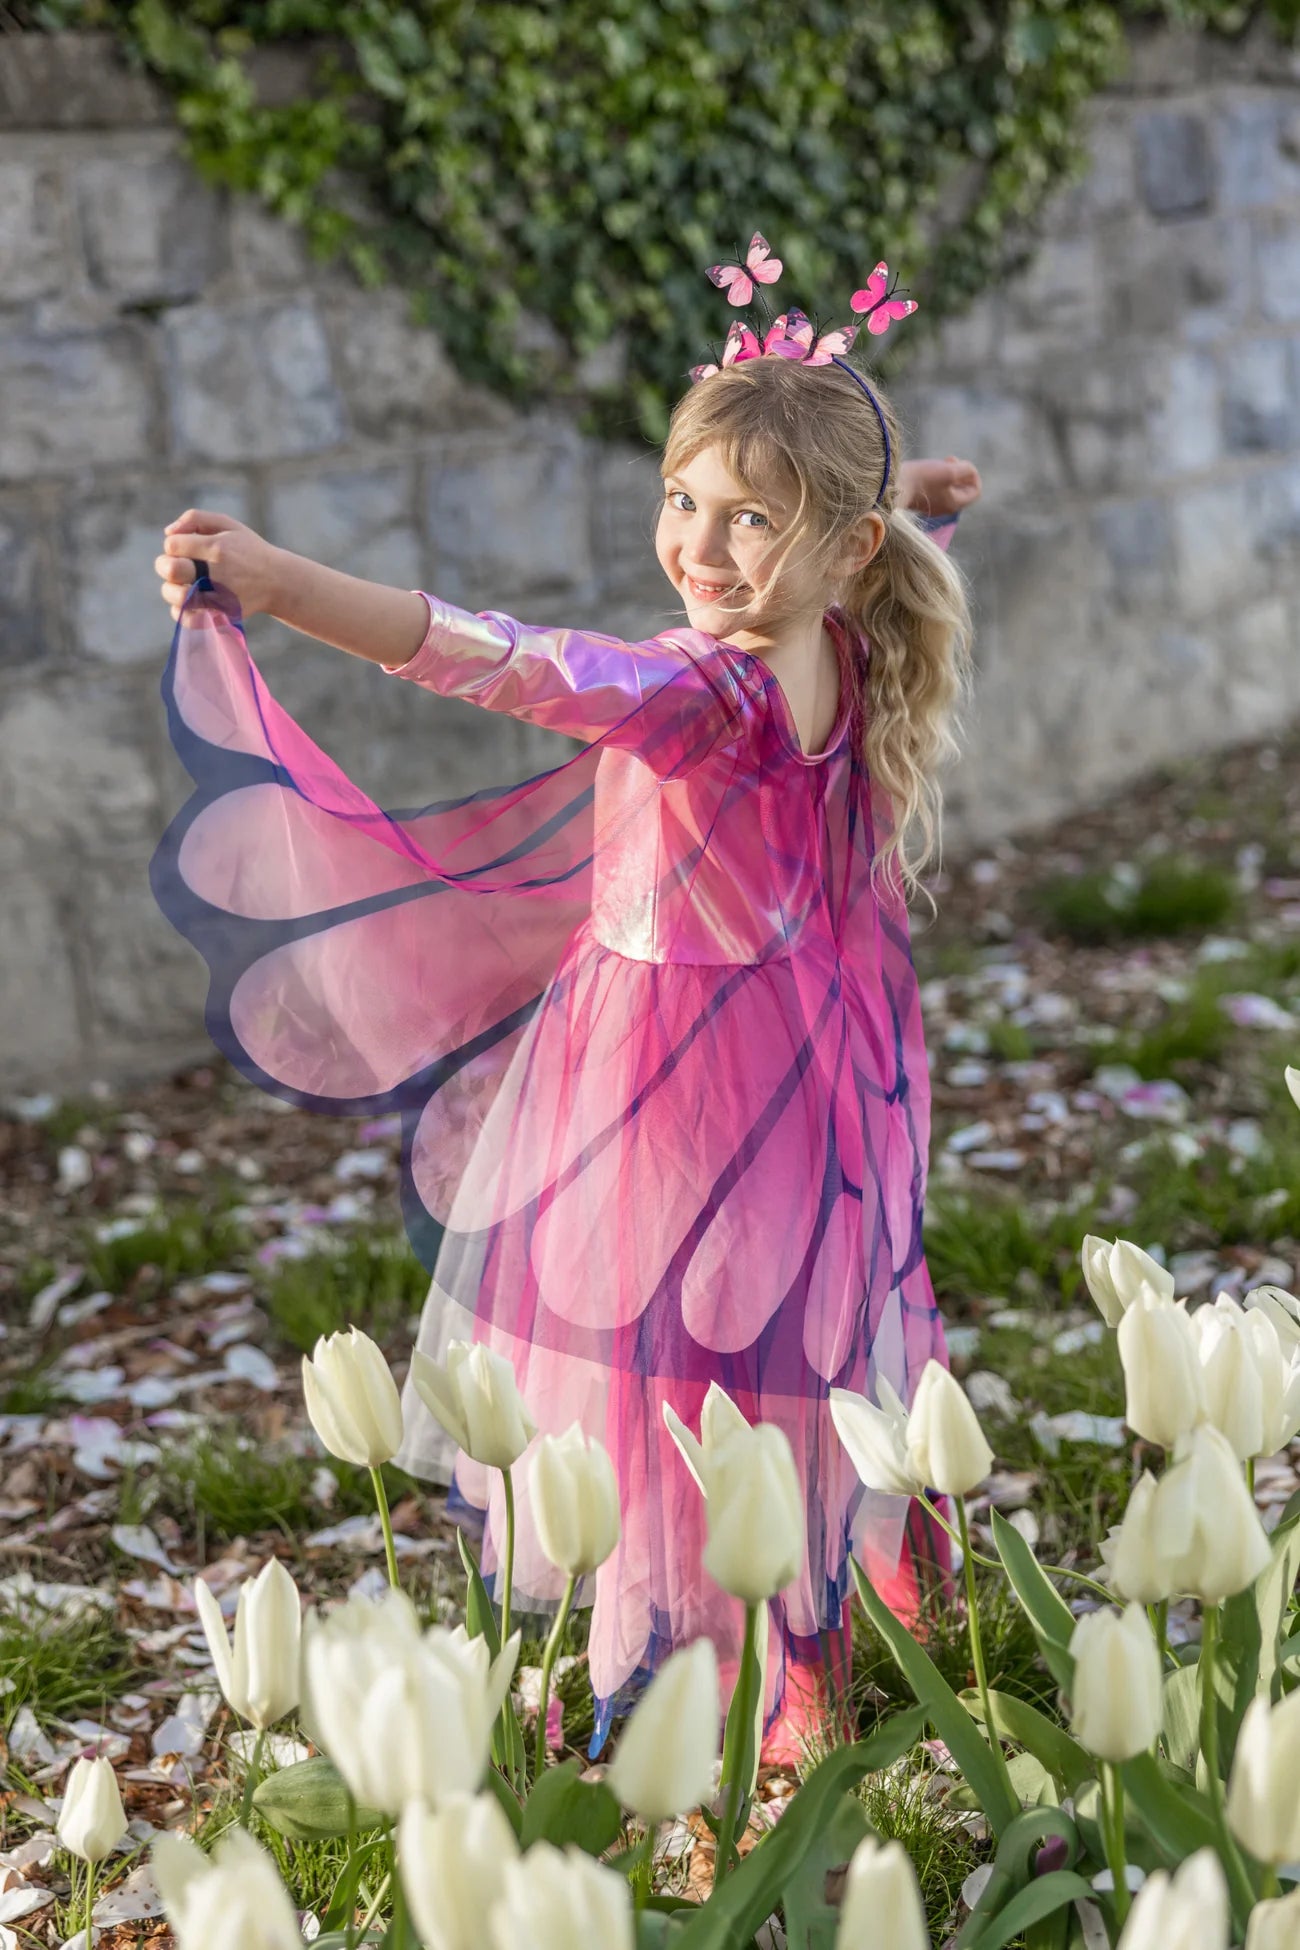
830, 356, 892, 508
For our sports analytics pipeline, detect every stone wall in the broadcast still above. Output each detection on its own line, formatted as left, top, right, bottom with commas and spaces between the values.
0, 23, 1298, 1090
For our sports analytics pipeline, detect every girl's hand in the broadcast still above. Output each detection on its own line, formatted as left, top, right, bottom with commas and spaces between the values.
154, 510, 284, 626
898, 456, 983, 518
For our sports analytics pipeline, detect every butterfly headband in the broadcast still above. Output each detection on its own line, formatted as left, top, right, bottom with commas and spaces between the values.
688, 233, 918, 508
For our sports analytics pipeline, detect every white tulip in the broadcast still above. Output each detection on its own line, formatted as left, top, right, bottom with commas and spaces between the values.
829, 1377, 921, 1497
193, 1557, 300, 1731
301, 1326, 404, 1467
1245, 1284, 1300, 1352
57, 1755, 128, 1864
1116, 1848, 1228, 1950
1117, 1293, 1204, 1447
835, 1836, 930, 1950
410, 1341, 537, 1470
606, 1639, 720, 1823
488, 1842, 634, 1950
663, 1381, 751, 1493
1245, 1887, 1300, 1949
1244, 1308, 1300, 1456
302, 1586, 519, 1814
1226, 1691, 1300, 1865
1098, 1471, 1180, 1605
1192, 1296, 1271, 1460
701, 1422, 805, 1604
1151, 1423, 1272, 1603
529, 1425, 621, 1578
153, 1828, 301, 1950
1285, 1064, 1300, 1112
904, 1361, 994, 1496
1081, 1235, 1174, 1328
1068, 1604, 1162, 1762
399, 1792, 519, 1950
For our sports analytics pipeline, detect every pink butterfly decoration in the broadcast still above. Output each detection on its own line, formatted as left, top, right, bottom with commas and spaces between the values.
689, 319, 761, 383
705, 232, 783, 308
763, 307, 858, 365
849, 261, 919, 335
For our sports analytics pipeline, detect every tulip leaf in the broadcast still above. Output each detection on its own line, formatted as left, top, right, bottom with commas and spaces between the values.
670, 1718, 926, 1950
961, 1871, 1096, 1950
1161, 1662, 1202, 1774
1119, 1750, 1218, 1865
484, 1762, 524, 1837
457, 1528, 503, 1657
852, 1564, 1020, 1835
989, 1511, 1076, 1690
961, 1690, 1093, 1797
519, 1757, 622, 1857
251, 1757, 384, 1841
779, 1793, 871, 1950
953, 1806, 1083, 1948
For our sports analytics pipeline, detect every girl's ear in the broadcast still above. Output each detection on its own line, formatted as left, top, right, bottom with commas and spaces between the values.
843, 512, 885, 579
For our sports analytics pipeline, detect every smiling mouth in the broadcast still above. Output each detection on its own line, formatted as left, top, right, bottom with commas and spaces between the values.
686, 577, 743, 602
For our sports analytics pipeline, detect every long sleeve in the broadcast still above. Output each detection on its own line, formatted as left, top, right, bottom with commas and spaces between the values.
915, 510, 960, 554
383, 593, 749, 777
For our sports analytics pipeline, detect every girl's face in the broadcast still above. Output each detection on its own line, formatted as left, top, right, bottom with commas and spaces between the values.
656, 445, 831, 645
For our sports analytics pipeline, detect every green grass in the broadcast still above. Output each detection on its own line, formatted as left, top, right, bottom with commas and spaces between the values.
857, 1752, 986, 1942
0, 1596, 135, 1729
922, 1189, 1103, 1310
84, 1200, 247, 1296
0, 1363, 61, 1415
984, 1020, 1038, 1064
1114, 984, 1234, 1079
852, 1569, 1060, 1726
1027, 858, 1237, 946
262, 1231, 428, 1353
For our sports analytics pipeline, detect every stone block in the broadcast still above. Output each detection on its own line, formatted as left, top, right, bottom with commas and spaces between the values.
74, 152, 228, 304
229, 201, 316, 294
0, 864, 84, 1088
77, 859, 211, 1055
324, 287, 502, 440
424, 429, 596, 606
1147, 347, 1222, 481
1244, 457, 1300, 559
0, 32, 171, 132
0, 329, 155, 482
897, 385, 1062, 505
70, 473, 253, 665
1256, 213, 1300, 326
1115, 23, 1205, 95
1224, 596, 1300, 733
1221, 338, 1298, 454
0, 675, 161, 854
1111, 217, 1253, 343
1170, 480, 1254, 618
591, 446, 665, 587
1078, 109, 1138, 221
266, 464, 422, 599
1091, 497, 1174, 611
1032, 353, 1158, 495
1135, 111, 1215, 217
162, 300, 346, 464
0, 495, 53, 669
1217, 99, 1291, 210
0, 160, 68, 303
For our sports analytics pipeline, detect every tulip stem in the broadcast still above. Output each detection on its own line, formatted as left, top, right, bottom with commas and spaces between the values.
1247, 1456, 1257, 1502
1100, 1763, 1130, 1929
238, 1725, 266, 1830
534, 1574, 577, 1782
1150, 1598, 1169, 1672
369, 1466, 401, 1591
956, 1500, 1016, 1809
1198, 1605, 1258, 1927
714, 1601, 760, 1890
924, 1495, 1114, 1604
500, 1467, 516, 1647
631, 1822, 657, 1908
83, 1860, 95, 1950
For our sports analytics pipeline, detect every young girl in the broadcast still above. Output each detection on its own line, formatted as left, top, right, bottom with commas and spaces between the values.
151, 250, 980, 1763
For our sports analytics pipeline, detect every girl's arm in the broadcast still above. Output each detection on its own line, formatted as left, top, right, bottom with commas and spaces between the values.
269, 548, 431, 669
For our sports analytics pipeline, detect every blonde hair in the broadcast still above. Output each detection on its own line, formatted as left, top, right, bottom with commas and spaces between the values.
661, 357, 974, 914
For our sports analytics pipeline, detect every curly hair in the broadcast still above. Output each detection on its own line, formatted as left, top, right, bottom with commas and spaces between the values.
661, 356, 974, 914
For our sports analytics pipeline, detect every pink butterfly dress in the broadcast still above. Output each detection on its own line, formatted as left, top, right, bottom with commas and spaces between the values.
151, 513, 959, 1745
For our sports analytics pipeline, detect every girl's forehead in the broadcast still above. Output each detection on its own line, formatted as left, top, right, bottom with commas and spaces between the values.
664, 443, 794, 513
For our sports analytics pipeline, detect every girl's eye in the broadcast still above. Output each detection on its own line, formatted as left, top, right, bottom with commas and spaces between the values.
668, 491, 695, 512
736, 510, 768, 529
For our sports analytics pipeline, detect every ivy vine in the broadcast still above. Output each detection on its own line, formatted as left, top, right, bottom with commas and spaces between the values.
21, 0, 1300, 440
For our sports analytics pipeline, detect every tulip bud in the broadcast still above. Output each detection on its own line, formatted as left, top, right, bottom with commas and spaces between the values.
1117, 1293, 1204, 1448
663, 1381, 751, 1494
834, 1837, 930, 1950
410, 1341, 536, 1470
1068, 1603, 1162, 1762
1245, 1284, 1300, 1352
1245, 1888, 1300, 1950
302, 1326, 404, 1468
1285, 1064, 1300, 1112
302, 1587, 519, 1814
57, 1755, 128, 1864
1081, 1235, 1174, 1328
701, 1422, 805, 1604
1226, 1692, 1300, 1866
830, 1377, 921, 1498
1098, 1472, 1179, 1605
904, 1361, 993, 1497
194, 1557, 301, 1731
529, 1426, 621, 1578
1151, 1423, 1271, 1603
154, 1828, 302, 1950
1116, 1848, 1228, 1950
399, 1792, 519, 1950
1243, 1309, 1300, 1457
1192, 1296, 1270, 1460
606, 1639, 720, 1824
488, 1842, 634, 1950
